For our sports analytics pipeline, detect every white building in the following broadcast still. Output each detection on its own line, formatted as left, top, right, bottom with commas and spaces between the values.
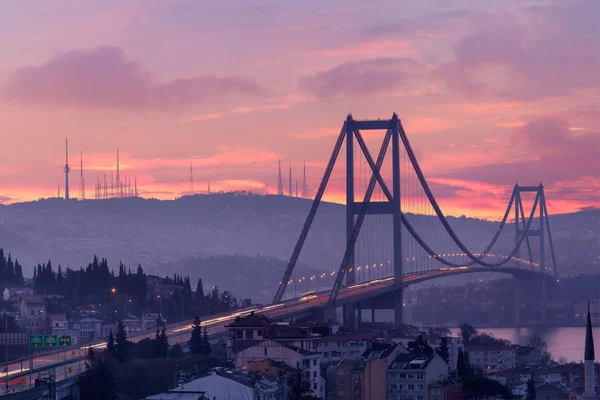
3, 287, 33, 301
316, 332, 374, 363
49, 314, 69, 335
234, 340, 325, 399
433, 337, 463, 371
145, 370, 280, 400
388, 353, 450, 400
466, 345, 516, 371
71, 317, 103, 342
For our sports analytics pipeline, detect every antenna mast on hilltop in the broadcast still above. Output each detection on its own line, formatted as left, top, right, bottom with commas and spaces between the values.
64, 138, 71, 200
302, 160, 308, 198
104, 174, 108, 199
79, 151, 86, 200
189, 162, 195, 195
116, 148, 120, 198
288, 163, 292, 196
277, 160, 283, 195
135, 175, 138, 197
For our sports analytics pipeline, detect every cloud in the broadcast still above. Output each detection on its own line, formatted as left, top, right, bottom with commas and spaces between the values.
300, 58, 421, 99
436, 1, 600, 101
1, 47, 268, 110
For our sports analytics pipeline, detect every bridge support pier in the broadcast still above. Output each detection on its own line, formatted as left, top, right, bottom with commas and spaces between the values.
394, 290, 403, 327
343, 303, 357, 331
514, 279, 521, 327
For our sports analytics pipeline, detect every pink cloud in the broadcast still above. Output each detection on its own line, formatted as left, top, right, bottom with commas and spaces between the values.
436, 1, 600, 101
1, 47, 268, 110
300, 58, 421, 99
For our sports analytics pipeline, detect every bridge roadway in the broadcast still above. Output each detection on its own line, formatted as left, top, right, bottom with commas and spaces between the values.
0, 265, 541, 395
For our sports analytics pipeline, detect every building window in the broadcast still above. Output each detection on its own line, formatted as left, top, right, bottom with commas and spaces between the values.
338, 370, 345, 376
313, 383, 317, 390
399, 373, 406, 379
417, 396, 424, 400
408, 384, 414, 390
245, 330, 254, 339
408, 374, 415, 379
390, 373, 397, 380
417, 384, 423, 391
416, 374, 424, 380
389, 384, 397, 390
431, 388, 441, 395
236, 330, 243, 339
257, 330, 264, 337
313, 359, 317, 366
264, 347, 267, 356
338, 391, 345, 396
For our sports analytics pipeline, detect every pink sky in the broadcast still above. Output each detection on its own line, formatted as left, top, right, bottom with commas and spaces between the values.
0, 0, 598, 219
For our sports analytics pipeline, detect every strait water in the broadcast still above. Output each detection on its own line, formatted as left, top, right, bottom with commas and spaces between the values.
452, 327, 594, 363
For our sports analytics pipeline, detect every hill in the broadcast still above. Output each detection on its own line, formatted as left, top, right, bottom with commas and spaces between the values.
0, 193, 597, 300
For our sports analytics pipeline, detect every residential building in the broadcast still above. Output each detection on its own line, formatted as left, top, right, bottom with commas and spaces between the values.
433, 337, 463, 371
146, 275, 181, 300
387, 353, 450, 400
234, 340, 324, 398
226, 312, 322, 358
49, 314, 68, 335
3, 287, 33, 301
71, 317, 103, 342
317, 333, 375, 363
427, 382, 463, 400
16, 295, 46, 333
102, 324, 117, 338
335, 360, 363, 400
145, 369, 283, 400
465, 345, 516, 371
514, 345, 543, 366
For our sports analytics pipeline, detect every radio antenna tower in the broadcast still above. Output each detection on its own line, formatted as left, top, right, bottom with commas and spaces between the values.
103, 174, 108, 199
58, 184, 60, 198
277, 160, 283, 195
79, 151, 86, 200
302, 160, 308, 198
116, 148, 120, 198
296, 180, 298, 197
134, 175, 138, 197
265, 181, 269, 195
189, 162, 195, 195
288, 163, 292, 196
64, 138, 71, 200
111, 172, 114, 199
128, 175, 132, 198
208, 180, 211, 194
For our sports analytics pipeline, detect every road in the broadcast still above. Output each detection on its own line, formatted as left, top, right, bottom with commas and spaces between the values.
0, 266, 488, 395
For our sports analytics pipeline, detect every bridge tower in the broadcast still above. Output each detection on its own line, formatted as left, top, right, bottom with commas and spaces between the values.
273, 114, 406, 326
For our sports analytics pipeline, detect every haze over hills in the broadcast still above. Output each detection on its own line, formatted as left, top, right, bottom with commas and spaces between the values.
0, 193, 597, 301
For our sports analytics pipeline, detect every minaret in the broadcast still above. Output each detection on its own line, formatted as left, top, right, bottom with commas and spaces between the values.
277, 160, 283, 195
64, 138, 71, 200
585, 301, 596, 399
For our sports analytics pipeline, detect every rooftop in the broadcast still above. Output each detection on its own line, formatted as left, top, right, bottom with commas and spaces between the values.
389, 353, 436, 370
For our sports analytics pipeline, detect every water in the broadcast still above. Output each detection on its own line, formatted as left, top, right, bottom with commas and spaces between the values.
452, 327, 594, 363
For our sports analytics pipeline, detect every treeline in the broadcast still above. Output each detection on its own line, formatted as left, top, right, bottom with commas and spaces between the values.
0, 249, 24, 286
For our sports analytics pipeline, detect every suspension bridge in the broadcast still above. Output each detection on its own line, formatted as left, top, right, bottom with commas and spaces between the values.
271, 113, 558, 329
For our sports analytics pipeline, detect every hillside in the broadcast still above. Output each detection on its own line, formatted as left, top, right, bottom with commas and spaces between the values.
0, 193, 597, 300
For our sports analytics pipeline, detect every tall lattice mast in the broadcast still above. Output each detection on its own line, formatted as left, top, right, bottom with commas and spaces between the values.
103, 174, 107, 199
277, 160, 283, 195
288, 163, 292, 196
134, 175, 138, 197
189, 162, 195, 195
302, 160, 308, 198
64, 138, 71, 200
79, 151, 86, 200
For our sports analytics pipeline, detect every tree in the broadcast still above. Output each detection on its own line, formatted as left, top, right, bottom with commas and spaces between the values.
189, 316, 203, 355
289, 362, 318, 400
79, 358, 118, 400
529, 334, 551, 365
158, 326, 169, 358
106, 330, 115, 356
457, 349, 468, 381
200, 326, 211, 355
115, 320, 129, 363
526, 375, 536, 400
170, 343, 184, 358
407, 334, 433, 354
459, 323, 477, 343
438, 337, 450, 364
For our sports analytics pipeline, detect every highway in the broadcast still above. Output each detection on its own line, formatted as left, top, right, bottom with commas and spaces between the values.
0, 265, 538, 395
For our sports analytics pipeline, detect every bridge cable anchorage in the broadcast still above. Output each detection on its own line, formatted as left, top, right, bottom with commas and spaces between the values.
272, 123, 347, 304
397, 121, 543, 267
329, 127, 393, 304
517, 190, 535, 269
355, 126, 536, 268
